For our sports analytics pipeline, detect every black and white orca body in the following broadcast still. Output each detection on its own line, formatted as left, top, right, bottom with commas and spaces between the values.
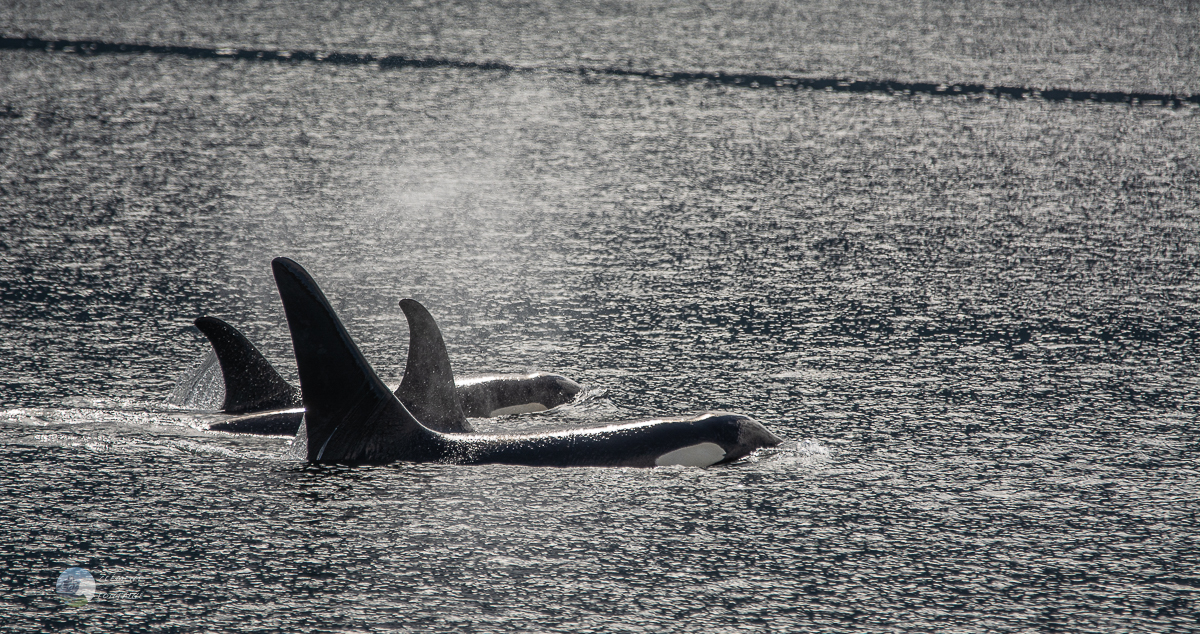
192, 316, 580, 435
272, 257, 782, 467
396, 298, 581, 421
424, 413, 776, 467
456, 373, 581, 417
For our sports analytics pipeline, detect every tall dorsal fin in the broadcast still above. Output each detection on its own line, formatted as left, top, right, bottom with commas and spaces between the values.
271, 257, 435, 463
193, 316, 299, 413
396, 299, 473, 433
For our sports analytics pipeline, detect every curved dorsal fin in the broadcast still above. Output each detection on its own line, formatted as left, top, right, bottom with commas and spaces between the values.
271, 257, 434, 463
395, 299, 473, 433
193, 316, 299, 413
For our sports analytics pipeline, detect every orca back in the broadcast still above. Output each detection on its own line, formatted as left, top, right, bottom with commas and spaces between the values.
193, 316, 300, 414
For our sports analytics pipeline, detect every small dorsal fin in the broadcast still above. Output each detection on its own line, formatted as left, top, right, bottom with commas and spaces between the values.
271, 257, 435, 463
396, 299, 473, 433
193, 316, 299, 414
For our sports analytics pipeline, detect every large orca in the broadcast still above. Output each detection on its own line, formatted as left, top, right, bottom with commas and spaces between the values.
272, 257, 783, 467
194, 317, 580, 435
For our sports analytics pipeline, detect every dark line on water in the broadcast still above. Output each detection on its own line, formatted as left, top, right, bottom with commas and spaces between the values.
3, 36, 1197, 108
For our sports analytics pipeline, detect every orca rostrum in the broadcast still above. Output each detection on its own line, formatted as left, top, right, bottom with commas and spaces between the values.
272, 257, 783, 467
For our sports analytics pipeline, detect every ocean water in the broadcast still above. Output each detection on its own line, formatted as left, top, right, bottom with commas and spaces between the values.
1, 2, 1198, 631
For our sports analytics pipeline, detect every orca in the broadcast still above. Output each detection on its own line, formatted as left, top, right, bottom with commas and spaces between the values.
194, 317, 581, 435
456, 373, 582, 417
395, 299, 581, 421
191, 317, 305, 435
272, 256, 783, 467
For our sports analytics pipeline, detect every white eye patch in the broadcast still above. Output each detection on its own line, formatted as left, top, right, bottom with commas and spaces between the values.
655, 443, 726, 467
488, 403, 549, 416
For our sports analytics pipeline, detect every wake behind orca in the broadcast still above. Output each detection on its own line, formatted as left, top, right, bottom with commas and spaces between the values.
192, 316, 580, 435
273, 257, 783, 467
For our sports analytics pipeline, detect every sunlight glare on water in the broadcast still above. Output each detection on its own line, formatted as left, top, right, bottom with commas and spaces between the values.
0, 1, 1198, 631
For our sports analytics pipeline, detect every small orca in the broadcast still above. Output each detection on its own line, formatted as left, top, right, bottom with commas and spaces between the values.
395, 299, 581, 422
272, 256, 783, 467
194, 316, 580, 435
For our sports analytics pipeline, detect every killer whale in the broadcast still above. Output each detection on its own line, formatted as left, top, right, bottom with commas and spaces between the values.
193, 317, 300, 414
456, 373, 582, 417
394, 299, 581, 421
187, 316, 305, 434
193, 317, 580, 435
272, 256, 783, 467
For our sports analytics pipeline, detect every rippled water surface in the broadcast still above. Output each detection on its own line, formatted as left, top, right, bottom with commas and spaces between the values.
1, 2, 1198, 631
